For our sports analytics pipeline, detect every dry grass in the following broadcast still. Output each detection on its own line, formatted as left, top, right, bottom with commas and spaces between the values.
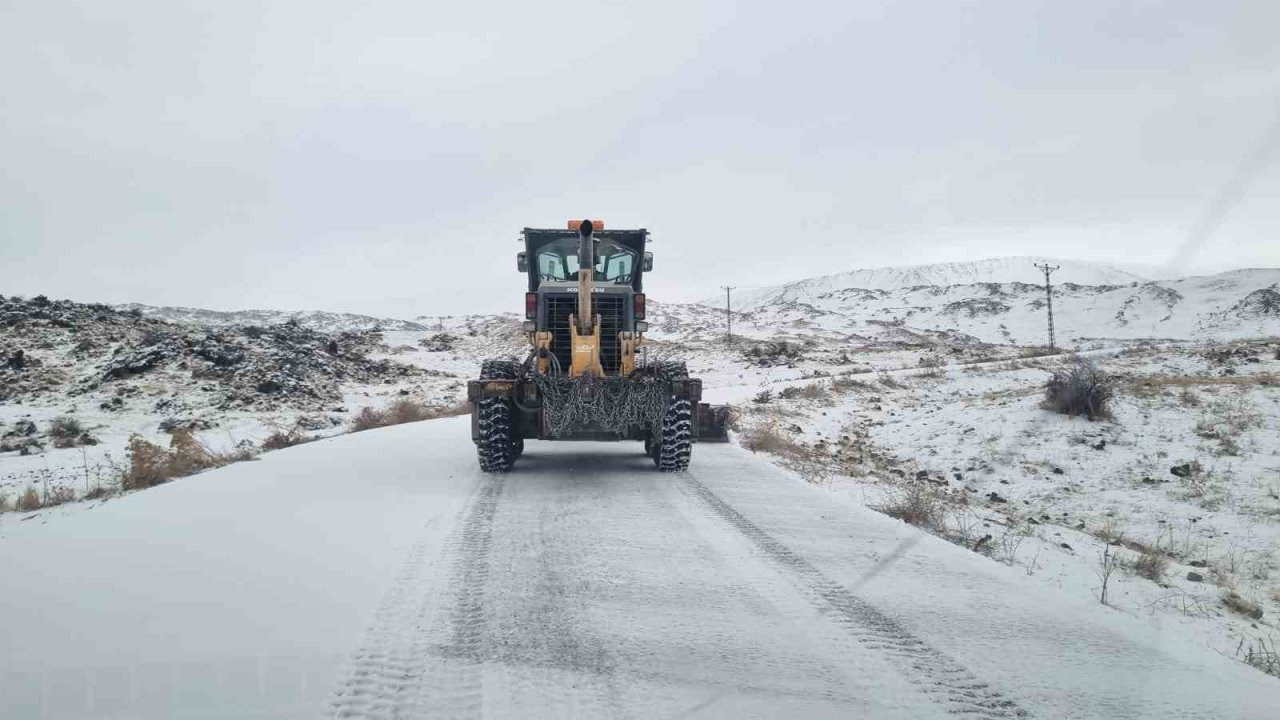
121, 429, 257, 491
1194, 394, 1264, 456
1127, 373, 1278, 390
877, 481, 947, 532
878, 371, 906, 389
918, 354, 947, 378
349, 398, 469, 432
740, 423, 835, 480
830, 375, 872, 393
1222, 591, 1264, 620
261, 428, 310, 451
1132, 547, 1170, 582
741, 424, 803, 456
1238, 637, 1280, 678
1019, 346, 1058, 359
15, 486, 41, 512
778, 383, 827, 401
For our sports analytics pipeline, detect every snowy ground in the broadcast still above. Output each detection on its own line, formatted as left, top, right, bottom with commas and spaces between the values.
2, 418, 1278, 719
730, 339, 1280, 674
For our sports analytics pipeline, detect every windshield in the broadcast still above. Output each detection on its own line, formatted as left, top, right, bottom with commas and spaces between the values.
535, 237, 637, 284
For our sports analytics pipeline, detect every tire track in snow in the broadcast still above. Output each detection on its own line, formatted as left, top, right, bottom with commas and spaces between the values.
326, 474, 504, 719
413, 472, 507, 719
682, 475, 1029, 719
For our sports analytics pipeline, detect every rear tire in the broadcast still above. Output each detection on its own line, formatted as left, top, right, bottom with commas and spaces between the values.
476, 359, 520, 473
657, 397, 693, 472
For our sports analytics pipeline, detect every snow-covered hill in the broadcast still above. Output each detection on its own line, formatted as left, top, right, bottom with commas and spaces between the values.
711, 257, 1148, 311
674, 268, 1280, 347
118, 303, 428, 332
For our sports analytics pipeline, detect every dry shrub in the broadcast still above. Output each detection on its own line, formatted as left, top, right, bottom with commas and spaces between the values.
350, 406, 388, 432
49, 416, 83, 440
1132, 548, 1169, 582
877, 481, 946, 532
350, 398, 469, 433
49, 416, 97, 449
15, 486, 41, 512
878, 371, 905, 389
741, 424, 800, 456
1222, 591, 1264, 620
831, 376, 870, 393
1178, 387, 1202, 407
1020, 346, 1057, 359
778, 383, 827, 401
122, 429, 256, 491
918, 354, 946, 378
1238, 637, 1280, 678
0, 492, 8, 513
262, 428, 308, 451
740, 423, 832, 480
1043, 358, 1113, 420
1195, 394, 1263, 455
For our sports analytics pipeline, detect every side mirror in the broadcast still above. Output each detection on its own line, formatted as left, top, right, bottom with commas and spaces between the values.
643, 252, 653, 272
517, 252, 528, 272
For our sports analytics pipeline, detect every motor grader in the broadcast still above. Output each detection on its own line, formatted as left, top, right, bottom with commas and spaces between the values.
467, 219, 729, 472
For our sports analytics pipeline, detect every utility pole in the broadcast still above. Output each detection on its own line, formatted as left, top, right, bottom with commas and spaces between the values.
721, 286, 735, 346
1033, 263, 1059, 351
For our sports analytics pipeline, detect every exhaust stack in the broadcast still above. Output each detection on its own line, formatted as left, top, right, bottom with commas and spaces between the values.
576, 219, 595, 334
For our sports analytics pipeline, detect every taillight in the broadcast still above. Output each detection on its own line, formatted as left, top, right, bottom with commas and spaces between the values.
525, 292, 537, 319
634, 293, 646, 320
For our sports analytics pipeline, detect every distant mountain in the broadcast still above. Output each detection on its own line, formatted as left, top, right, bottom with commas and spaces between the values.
117, 303, 428, 332
707, 257, 1148, 311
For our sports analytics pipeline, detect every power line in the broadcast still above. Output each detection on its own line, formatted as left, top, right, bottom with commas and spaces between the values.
1033, 263, 1059, 351
721, 286, 735, 346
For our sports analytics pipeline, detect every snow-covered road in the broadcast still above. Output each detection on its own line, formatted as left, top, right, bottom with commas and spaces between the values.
2, 417, 1277, 718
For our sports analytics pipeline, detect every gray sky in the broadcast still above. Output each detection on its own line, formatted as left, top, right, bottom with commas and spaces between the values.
3, 1, 1279, 318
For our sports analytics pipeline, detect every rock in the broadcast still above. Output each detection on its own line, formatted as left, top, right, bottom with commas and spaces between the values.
99, 396, 124, 412
1052, 467, 1065, 475
987, 491, 1007, 504
1141, 477, 1157, 484
1170, 463, 1198, 478
1188, 559, 1208, 568
1186, 572, 1204, 583
1091, 440, 1107, 450
915, 470, 930, 481
11, 419, 37, 436
6, 349, 24, 370
1060, 543, 1074, 552
103, 345, 173, 379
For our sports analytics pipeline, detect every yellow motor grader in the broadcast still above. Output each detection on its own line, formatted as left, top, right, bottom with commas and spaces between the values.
466, 219, 728, 472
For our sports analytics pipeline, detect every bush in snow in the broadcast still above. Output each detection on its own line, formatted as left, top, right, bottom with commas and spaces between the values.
877, 481, 947, 532
350, 398, 469, 433
1238, 637, 1280, 678
1043, 358, 1112, 420
1130, 546, 1169, 583
122, 429, 256, 491
261, 428, 310, 451
48, 416, 98, 449
918, 354, 946, 378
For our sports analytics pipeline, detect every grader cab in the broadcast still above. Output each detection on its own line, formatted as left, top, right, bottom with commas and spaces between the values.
467, 219, 729, 473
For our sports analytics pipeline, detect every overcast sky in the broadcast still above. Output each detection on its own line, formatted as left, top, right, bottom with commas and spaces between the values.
3, 1, 1279, 318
